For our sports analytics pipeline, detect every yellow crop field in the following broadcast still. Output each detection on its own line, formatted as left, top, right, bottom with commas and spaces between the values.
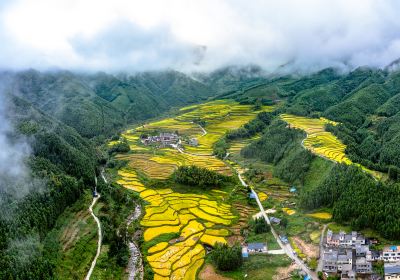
200, 234, 227, 246
115, 167, 236, 279
109, 99, 277, 279
282, 207, 296, 215
258, 192, 268, 202
310, 231, 321, 243
280, 114, 350, 163
306, 212, 332, 220
205, 228, 230, 236
280, 114, 382, 179
144, 225, 182, 242
148, 242, 169, 254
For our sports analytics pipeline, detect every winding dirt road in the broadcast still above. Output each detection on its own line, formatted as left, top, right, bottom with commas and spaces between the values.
84, 194, 102, 280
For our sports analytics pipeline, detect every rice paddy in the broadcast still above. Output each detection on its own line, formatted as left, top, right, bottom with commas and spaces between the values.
280, 114, 350, 164
110, 100, 276, 279
280, 114, 382, 179
282, 207, 296, 216
116, 168, 235, 279
306, 212, 332, 220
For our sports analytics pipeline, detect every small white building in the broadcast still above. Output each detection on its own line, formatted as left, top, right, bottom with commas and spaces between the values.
383, 246, 400, 262
188, 138, 199, 146
247, 242, 267, 254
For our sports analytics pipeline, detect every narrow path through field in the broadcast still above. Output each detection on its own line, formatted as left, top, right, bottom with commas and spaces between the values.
235, 171, 318, 280
101, 167, 108, 184
84, 194, 102, 280
197, 123, 207, 136
317, 224, 328, 272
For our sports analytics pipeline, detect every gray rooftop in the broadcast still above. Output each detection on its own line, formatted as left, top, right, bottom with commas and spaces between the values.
248, 243, 266, 250
385, 263, 400, 275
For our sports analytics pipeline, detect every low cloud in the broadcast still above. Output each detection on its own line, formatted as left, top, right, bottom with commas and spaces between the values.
69, 21, 204, 71
1, 0, 400, 72
0, 81, 35, 204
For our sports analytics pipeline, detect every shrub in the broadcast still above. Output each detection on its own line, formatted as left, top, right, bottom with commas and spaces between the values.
211, 243, 243, 271
250, 217, 270, 234
172, 165, 230, 189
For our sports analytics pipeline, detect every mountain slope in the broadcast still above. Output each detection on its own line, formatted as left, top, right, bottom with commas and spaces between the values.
9, 69, 215, 138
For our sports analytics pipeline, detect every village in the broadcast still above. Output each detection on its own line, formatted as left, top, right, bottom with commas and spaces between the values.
319, 229, 400, 279
140, 132, 198, 149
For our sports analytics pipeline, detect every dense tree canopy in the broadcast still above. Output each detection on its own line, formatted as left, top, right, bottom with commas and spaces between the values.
172, 165, 231, 189
211, 243, 243, 271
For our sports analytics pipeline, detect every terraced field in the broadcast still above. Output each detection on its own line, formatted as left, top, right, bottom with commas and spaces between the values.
177, 100, 273, 155
119, 100, 272, 179
280, 114, 350, 164
117, 168, 235, 280
112, 100, 273, 279
280, 114, 381, 179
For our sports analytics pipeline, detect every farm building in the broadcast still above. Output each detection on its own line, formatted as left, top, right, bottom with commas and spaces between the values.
242, 246, 249, 258
249, 192, 256, 199
188, 138, 199, 146
141, 132, 179, 147
246, 242, 267, 253
270, 216, 281, 224
326, 230, 366, 247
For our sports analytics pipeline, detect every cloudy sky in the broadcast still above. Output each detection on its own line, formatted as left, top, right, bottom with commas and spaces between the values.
1, 0, 400, 72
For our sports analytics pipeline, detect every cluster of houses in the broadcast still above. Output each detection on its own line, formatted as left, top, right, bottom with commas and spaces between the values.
140, 132, 198, 148
322, 230, 400, 280
141, 132, 179, 147
322, 230, 376, 279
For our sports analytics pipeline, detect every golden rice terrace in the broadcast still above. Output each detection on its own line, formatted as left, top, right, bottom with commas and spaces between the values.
280, 114, 382, 179
111, 100, 274, 279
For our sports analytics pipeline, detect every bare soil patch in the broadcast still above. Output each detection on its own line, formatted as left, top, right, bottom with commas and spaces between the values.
272, 262, 299, 280
293, 236, 319, 259
199, 264, 232, 280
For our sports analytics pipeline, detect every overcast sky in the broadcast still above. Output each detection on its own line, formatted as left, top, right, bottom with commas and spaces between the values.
1, 0, 400, 72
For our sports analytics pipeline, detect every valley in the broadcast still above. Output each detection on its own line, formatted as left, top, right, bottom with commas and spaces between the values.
3, 67, 400, 280
105, 99, 345, 279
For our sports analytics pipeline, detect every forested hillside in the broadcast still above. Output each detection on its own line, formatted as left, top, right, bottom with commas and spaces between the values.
0, 69, 220, 279
234, 67, 400, 239
9, 69, 213, 138
228, 67, 400, 174
0, 95, 97, 279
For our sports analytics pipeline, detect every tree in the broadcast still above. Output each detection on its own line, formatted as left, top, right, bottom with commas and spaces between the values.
211, 243, 243, 271
280, 217, 288, 228
250, 217, 270, 234
172, 165, 230, 189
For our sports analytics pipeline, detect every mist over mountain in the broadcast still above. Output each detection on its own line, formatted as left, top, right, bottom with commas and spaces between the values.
1, 0, 400, 73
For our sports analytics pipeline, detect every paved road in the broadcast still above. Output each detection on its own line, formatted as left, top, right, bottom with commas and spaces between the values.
85, 194, 102, 280
237, 172, 318, 280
